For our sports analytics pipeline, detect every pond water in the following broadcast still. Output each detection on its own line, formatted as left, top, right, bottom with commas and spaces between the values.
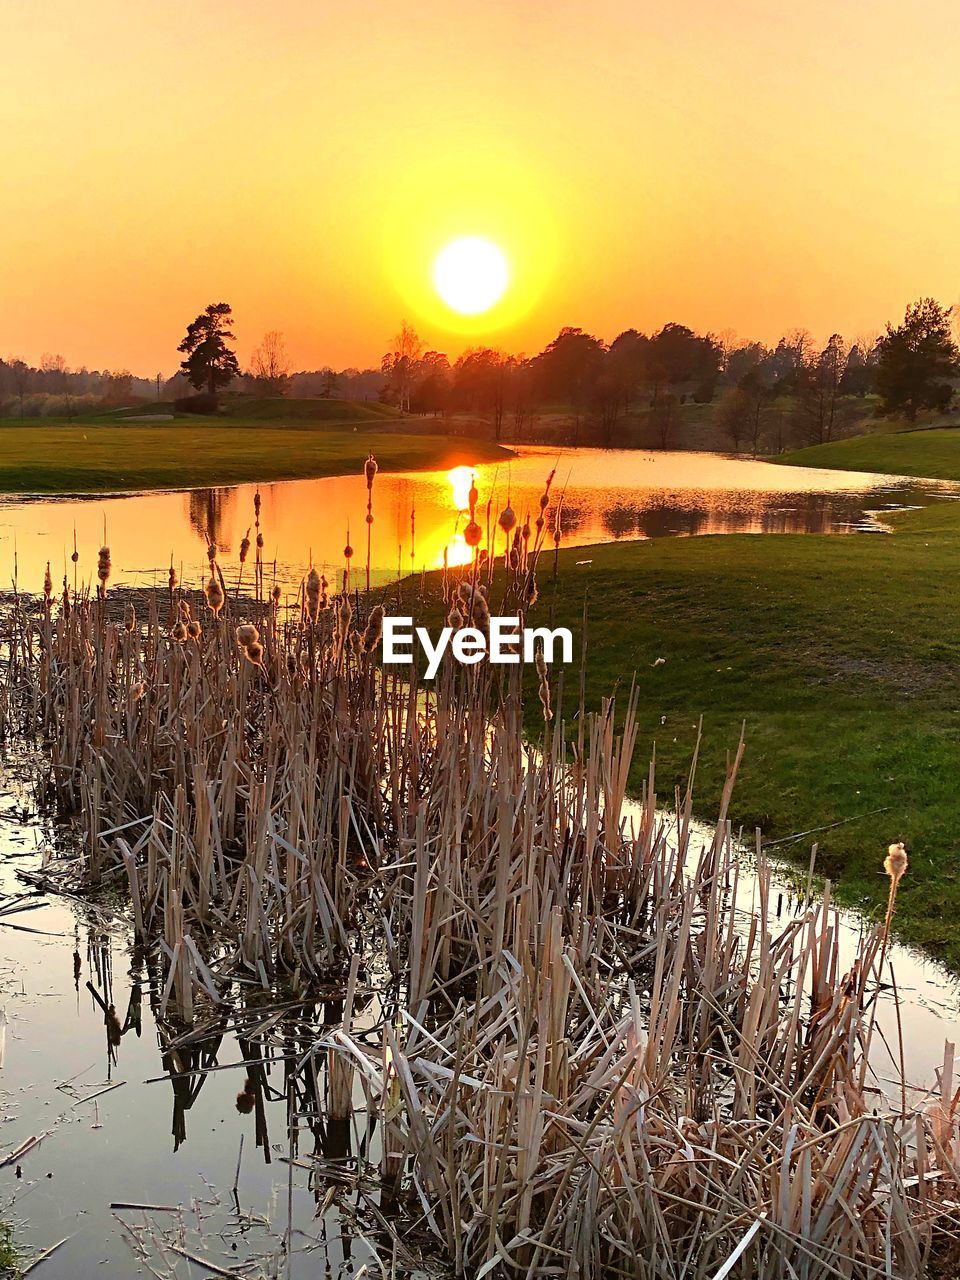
1, 447, 957, 597
2, 759, 960, 1277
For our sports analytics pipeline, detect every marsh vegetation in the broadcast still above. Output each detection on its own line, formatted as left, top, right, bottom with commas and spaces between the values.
2, 468, 960, 1277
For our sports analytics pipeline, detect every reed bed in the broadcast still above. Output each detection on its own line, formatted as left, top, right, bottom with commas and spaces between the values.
2, 500, 960, 1278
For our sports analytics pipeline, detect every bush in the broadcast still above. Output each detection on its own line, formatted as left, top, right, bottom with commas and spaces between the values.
173, 392, 219, 415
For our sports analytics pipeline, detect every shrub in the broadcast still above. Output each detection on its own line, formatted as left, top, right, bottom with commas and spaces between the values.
173, 392, 219, 415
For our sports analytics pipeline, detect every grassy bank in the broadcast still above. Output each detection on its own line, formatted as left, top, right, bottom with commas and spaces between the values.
0, 423, 512, 493
417, 499, 960, 965
779, 425, 960, 481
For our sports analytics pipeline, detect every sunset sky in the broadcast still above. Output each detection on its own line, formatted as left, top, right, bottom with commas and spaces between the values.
3, 0, 959, 374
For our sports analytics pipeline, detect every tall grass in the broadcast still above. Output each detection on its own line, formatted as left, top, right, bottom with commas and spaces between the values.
1, 486, 959, 1277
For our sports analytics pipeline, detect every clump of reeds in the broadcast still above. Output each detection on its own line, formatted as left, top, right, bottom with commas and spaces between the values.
2, 499, 959, 1278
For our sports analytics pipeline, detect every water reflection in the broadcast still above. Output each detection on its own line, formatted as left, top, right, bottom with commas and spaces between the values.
0, 446, 957, 595
187, 487, 238, 553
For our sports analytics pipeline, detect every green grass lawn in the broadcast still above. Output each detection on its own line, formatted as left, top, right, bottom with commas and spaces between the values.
416, 498, 960, 965
0, 423, 512, 493
780, 425, 960, 481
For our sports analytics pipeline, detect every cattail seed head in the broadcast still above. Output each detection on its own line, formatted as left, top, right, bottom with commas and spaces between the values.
306, 567, 322, 622
204, 574, 224, 617
364, 453, 378, 487
498, 504, 516, 535
362, 605, 384, 652
97, 546, 111, 584
464, 521, 482, 548
244, 640, 264, 665
256, 531, 264, 550
884, 841, 909, 881
124, 603, 136, 633
338, 592, 353, 633
207, 542, 217, 564
239, 530, 251, 563
171, 621, 187, 643
186, 619, 201, 640
43, 562, 52, 599
236, 623, 259, 648
168, 565, 178, 591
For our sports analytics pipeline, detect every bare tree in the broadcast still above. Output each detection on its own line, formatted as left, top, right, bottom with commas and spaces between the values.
649, 393, 682, 449
381, 321, 425, 413
249, 331, 292, 396
41, 352, 72, 416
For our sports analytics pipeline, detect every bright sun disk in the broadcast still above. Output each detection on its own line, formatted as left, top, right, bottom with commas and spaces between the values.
433, 237, 509, 315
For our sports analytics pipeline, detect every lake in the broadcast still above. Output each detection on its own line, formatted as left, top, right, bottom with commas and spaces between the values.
1, 446, 957, 597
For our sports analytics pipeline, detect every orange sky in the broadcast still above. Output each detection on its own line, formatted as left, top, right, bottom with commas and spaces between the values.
2, 0, 959, 374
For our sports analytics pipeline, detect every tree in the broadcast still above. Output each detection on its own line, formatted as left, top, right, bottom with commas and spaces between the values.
607, 329, 649, 411
8, 359, 31, 420
40, 352, 72, 416
381, 321, 425, 412
452, 349, 512, 439
534, 328, 605, 442
647, 323, 721, 398
648, 393, 682, 450
178, 302, 240, 397
410, 351, 450, 417
319, 368, 339, 399
249, 330, 291, 396
794, 333, 846, 445
714, 381, 771, 454
875, 298, 958, 420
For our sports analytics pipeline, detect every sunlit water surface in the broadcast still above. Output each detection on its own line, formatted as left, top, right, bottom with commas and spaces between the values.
1, 447, 957, 596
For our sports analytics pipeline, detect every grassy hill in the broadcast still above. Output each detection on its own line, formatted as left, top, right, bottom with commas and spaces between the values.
78, 396, 402, 425
0, 423, 512, 493
779, 425, 960, 482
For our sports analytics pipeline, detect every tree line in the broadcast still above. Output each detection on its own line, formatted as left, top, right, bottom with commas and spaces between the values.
377, 299, 960, 448
5, 297, 958, 451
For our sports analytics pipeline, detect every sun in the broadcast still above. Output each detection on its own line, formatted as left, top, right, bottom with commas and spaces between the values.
433, 236, 510, 316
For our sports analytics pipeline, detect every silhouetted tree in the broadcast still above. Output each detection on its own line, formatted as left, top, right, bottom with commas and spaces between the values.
178, 303, 240, 397
410, 351, 450, 416
9, 359, 30, 420
714, 382, 770, 454
453, 349, 512, 438
794, 333, 847, 444
248, 330, 291, 396
381, 321, 424, 412
534, 328, 605, 442
607, 329, 649, 411
649, 393, 682, 449
319, 368, 339, 398
839, 341, 877, 397
875, 298, 958, 420
647, 323, 721, 399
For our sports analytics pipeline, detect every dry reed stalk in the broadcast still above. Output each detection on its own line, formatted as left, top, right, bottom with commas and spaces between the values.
1, 523, 959, 1278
